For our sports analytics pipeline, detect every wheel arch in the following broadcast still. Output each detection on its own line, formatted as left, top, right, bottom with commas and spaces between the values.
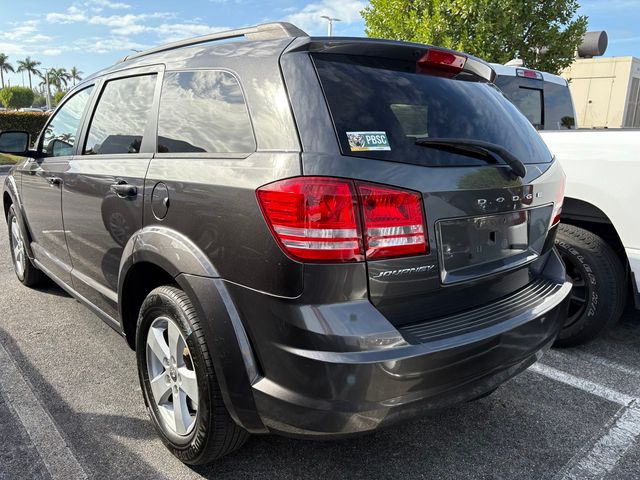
118, 226, 220, 348
117, 226, 266, 433
561, 197, 626, 262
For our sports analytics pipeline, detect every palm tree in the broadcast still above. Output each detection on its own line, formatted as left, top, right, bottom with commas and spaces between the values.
69, 67, 83, 86
16, 57, 41, 90
48, 68, 71, 92
0, 54, 15, 89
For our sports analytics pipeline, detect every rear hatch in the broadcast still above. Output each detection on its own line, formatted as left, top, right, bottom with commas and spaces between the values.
304, 44, 563, 326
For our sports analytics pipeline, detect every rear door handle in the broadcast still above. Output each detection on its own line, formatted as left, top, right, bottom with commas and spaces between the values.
110, 183, 138, 198
47, 176, 62, 186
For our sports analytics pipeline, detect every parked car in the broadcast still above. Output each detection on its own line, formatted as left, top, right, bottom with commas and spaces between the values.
1, 22, 570, 464
494, 64, 640, 346
18, 107, 46, 112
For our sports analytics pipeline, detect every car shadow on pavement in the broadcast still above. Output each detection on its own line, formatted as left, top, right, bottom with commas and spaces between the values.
0, 327, 166, 480
32, 276, 72, 298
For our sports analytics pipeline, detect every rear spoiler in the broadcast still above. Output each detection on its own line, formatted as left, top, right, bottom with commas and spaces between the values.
284, 37, 495, 83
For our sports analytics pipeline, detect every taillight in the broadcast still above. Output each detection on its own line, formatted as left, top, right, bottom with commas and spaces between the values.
357, 183, 428, 259
256, 177, 428, 262
256, 177, 363, 262
551, 172, 566, 227
417, 49, 467, 77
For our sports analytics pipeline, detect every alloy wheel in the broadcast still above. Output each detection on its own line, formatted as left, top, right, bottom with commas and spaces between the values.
10, 217, 26, 280
146, 316, 199, 436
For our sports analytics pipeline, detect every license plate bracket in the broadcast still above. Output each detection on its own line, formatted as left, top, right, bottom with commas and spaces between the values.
436, 206, 553, 284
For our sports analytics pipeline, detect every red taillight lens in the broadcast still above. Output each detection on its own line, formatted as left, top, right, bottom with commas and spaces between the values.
257, 177, 429, 262
417, 49, 467, 76
551, 173, 566, 227
256, 177, 363, 262
357, 183, 428, 259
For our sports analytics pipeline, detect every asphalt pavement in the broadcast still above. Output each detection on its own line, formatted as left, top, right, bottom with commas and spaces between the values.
1, 181, 640, 479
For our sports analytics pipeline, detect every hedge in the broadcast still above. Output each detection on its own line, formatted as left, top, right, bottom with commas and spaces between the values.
0, 111, 50, 145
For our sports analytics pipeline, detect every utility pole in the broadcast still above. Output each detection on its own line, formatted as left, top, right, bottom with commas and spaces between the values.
320, 16, 341, 37
43, 67, 52, 110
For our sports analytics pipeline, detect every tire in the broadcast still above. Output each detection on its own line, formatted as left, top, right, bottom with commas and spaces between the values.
136, 285, 248, 464
554, 223, 626, 347
7, 205, 45, 287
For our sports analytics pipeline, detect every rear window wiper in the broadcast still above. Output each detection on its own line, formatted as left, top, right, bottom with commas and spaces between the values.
413, 137, 527, 178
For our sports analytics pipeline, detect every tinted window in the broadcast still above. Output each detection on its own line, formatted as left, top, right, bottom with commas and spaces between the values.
495, 75, 576, 130
507, 87, 542, 128
158, 71, 255, 153
313, 54, 553, 167
85, 74, 156, 155
42, 87, 93, 157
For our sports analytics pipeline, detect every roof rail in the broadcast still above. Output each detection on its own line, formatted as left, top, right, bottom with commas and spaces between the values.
117, 22, 308, 64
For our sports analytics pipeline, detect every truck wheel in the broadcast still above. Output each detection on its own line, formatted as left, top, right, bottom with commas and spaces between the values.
554, 224, 626, 347
136, 285, 248, 464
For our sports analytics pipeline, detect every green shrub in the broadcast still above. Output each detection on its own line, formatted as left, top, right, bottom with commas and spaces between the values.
0, 86, 35, 109
32, 93, 47, 107
0, 111, 49, 145
53, 90, 66, 106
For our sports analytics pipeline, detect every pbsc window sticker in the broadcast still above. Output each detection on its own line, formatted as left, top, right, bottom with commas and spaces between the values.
346, 131, 391, 151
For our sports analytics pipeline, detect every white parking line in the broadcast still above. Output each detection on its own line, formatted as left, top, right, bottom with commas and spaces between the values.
548, 349, 640, 378
529, 363, 635, 405
530, 362, 640, 480
0, 341, 87, 480
555, 402, 640, 480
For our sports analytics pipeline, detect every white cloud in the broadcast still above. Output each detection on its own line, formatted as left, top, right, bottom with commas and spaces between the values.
284, 0, 366, 35
90, 0, 131, 9
42, 48, 64, 56
0, 42, 26, 55
0, 20, 53, 45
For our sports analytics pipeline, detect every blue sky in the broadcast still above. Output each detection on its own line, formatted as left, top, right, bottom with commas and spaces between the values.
0, 0, 638, 87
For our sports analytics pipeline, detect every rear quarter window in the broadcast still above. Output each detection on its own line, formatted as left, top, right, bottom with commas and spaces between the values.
157, 70, 255, 154
313, 54, 553, 167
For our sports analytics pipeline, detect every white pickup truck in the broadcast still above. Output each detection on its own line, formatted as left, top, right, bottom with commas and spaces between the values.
493, 64, 640, 346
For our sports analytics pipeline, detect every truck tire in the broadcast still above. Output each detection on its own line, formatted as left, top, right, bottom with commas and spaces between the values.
554, 224, 626, 347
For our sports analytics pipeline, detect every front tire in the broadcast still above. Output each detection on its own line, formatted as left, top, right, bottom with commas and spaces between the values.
7, 205, 45, 287
554, 224, 626, 347
136, 285, 248, 464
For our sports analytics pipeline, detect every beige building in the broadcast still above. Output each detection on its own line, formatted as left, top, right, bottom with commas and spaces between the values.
561, 56, 640, 128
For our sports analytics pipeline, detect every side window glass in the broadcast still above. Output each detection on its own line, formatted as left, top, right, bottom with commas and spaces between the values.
157, 71, 255, 153
42, 87, 93, 157
85, 74, 156, 155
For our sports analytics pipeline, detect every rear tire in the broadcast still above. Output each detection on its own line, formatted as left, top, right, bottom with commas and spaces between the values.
136, 285, 248, 464
554, 224, 626, 347
7, 205, 45, 287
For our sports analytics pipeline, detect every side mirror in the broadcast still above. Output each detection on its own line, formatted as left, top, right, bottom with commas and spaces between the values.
0, 130, 30, 156
50, 138, 73, 157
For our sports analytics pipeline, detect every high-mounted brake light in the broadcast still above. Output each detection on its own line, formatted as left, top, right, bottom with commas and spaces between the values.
257, 177, 429, 262
516, 68, 543, 80
417, 49, 467, 77
551, 172, 566, 227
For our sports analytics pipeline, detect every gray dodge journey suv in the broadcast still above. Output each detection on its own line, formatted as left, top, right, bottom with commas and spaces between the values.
1, 23, 571, 464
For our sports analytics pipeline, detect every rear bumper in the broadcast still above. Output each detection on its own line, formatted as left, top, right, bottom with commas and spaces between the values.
241, 251, 571, 437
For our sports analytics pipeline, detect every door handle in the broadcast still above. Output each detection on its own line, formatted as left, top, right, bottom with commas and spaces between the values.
110, 182, 138, 198
47, 176, 62, 186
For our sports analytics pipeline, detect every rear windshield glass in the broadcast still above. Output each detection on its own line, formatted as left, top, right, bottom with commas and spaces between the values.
495, 75, 576, 130
313, 54, 553, 167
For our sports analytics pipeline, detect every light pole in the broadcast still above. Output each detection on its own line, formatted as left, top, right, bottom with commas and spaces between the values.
43, 67, 52, 110
320, 16, 341, 37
